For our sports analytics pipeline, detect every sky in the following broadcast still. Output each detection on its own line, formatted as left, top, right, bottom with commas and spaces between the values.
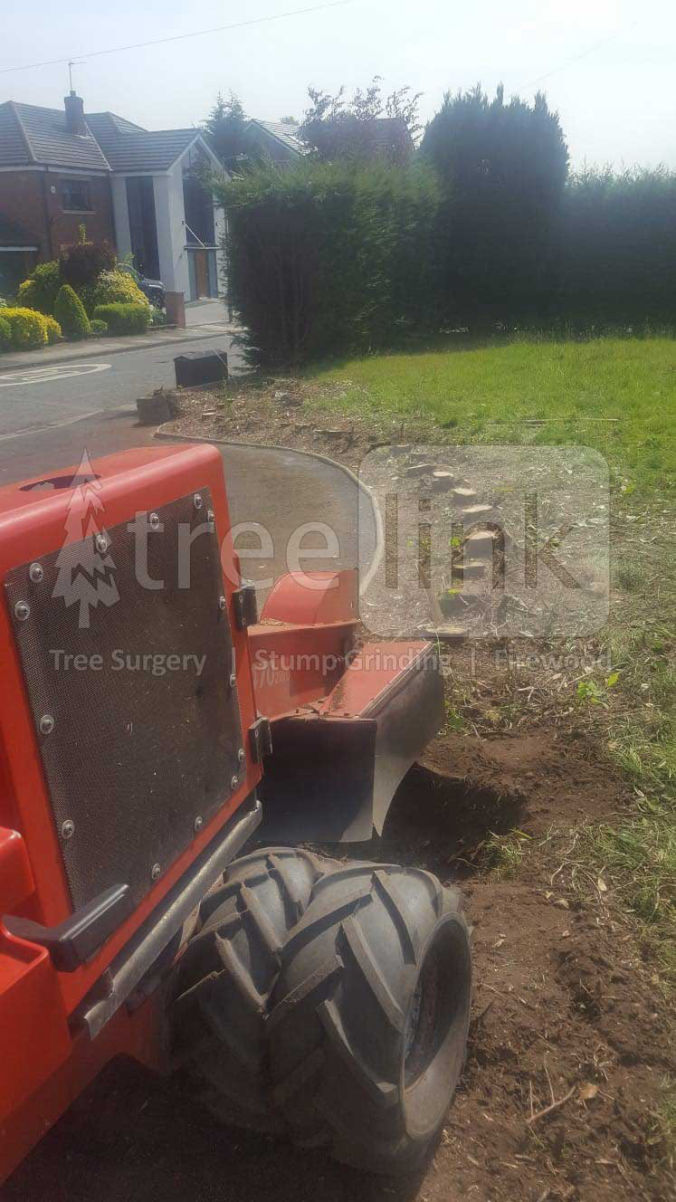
1, 0, 675, 169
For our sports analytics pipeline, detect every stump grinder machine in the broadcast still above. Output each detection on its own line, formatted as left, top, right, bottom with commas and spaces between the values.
0, 443, 472, 1180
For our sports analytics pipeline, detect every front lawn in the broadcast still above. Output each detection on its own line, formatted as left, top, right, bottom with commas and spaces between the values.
310, 335, 675, 498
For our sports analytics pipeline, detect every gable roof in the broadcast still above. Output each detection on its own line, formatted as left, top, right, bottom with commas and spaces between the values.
0, 101, 110, 170
86, 115, 201, 171
246, 119, 305, 157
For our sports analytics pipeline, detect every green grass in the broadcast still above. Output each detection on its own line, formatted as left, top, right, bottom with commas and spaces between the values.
310, 335, 675, 498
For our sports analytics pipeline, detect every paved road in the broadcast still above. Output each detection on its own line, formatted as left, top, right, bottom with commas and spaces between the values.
0, 339, 376, 599
0, 330, 242, 441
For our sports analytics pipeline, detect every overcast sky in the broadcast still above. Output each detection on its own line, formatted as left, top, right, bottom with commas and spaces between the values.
2, 0, 674, 169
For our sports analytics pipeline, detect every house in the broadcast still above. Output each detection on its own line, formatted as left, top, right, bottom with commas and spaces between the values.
243, 119, 305, 164
0, 93, 226, 301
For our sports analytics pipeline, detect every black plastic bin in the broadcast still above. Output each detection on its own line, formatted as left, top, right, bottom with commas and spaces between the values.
174, 350, 228, 388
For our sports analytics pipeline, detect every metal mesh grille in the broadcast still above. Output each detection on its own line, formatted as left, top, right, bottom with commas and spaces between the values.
5, 489, 244, 910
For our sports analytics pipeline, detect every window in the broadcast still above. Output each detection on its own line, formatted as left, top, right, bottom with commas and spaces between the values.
61, 180, 92, 212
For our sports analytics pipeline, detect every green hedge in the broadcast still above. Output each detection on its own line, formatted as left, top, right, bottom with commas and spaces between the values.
81, 269, 150, 315
54, 285, 90, 340
217, 160, 442, 364
1, 307, 57, 350
92, 302, 151, 334
17, 261, 61, 315
0, 315, 11, 351
220, 159, 676, 363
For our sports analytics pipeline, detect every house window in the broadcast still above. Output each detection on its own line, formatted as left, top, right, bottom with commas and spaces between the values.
61, 180, 93, 212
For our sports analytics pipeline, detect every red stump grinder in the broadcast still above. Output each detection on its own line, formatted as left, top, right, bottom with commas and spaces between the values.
0, 443, 472, 1180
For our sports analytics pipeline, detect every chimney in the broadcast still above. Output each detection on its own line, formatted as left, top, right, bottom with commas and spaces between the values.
64, 91, 86, 136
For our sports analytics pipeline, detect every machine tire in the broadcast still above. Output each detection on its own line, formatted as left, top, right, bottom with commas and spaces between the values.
169, 846, 326, 1132
268, 863, 472, 1173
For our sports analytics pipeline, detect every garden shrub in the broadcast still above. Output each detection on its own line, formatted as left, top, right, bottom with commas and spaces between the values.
43, 316, 62, 344
81, 269, 149, 315
17, 261, 61, 315
1, 307, 50, 349
92, 302, 151, 334
0, 315, 11, 350
54, 285, 90, 340
89, 317, 108, 335
60, 240, 116, 289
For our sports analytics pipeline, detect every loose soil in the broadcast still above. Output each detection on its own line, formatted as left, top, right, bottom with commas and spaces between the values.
5, 379, 673, 1202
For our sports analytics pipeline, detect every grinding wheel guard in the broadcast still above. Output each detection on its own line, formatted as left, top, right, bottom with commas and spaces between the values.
258, 641, 444, 843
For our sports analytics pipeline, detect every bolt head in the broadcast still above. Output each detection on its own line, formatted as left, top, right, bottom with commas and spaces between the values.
218, 595, 227, 611
237, 747, 245, 763
14, 601, 30, 622
194, 815, 204, 833
229, 672, 237, 688
95, 533, 108, 554
151, 862, 161, 881
230, 774, 239, 790
61, 819, 75, 840
149, 512, 160, 530
193, 493, 203, 511
40, 714, 55, 735
29, 562, 44, 584
207, 509, 215, 526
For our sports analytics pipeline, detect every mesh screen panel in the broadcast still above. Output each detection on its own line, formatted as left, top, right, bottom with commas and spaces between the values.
5, 488, 243, 909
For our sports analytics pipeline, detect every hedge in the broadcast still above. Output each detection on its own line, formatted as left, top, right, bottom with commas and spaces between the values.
54, 285, 90, 340
0, 315, 11, 351
89, 317, 108, 335
81, 269, 150, 315
220, 160, 676, 364
1, 307, 55, 350
43, 316, 62, 345
92, 302, 151, 334
217, 160, 442, 364
17, 261, 61, 315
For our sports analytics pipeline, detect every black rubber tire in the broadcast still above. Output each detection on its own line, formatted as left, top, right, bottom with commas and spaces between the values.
267, 862, 472, 1173
169, 846, 325, 1132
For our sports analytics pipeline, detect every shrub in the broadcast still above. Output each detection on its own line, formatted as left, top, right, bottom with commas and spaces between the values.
92, 302, 151, 334
43, 316, 62, 344
17, 261, 61, 315
81, 269, 149, 315
54, 284, 90, 340
1, 307, 50, 350
0, 315, 11, 350
60, 240, 116, 289
89, 317, 108, 335
218, 159, 442, 364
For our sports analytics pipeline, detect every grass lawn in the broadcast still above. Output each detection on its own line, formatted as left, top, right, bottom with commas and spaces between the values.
311, 335, 675, 498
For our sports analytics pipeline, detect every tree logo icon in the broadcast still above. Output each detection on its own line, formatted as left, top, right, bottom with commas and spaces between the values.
52, 449, 120, 629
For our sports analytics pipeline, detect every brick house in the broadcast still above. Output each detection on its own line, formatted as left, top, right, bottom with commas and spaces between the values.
0, 93, 226, 301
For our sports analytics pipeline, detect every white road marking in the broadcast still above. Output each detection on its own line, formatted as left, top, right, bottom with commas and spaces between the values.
0, 363, 112, 388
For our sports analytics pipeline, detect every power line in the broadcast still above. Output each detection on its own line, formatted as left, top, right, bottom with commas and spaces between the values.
522, 21, 638, 91
0, 1, 352, 76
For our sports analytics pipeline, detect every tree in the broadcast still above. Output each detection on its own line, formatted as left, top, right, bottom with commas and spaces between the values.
299, 77, 422, 162
421, 84, 569, 325
203, 92, 249, 169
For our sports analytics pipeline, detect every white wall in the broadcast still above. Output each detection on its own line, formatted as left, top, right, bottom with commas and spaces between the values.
153, 163, 189, 295
110, 175, 132, 259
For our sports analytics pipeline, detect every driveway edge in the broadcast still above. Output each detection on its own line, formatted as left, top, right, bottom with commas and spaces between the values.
153, 427, 384, 596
